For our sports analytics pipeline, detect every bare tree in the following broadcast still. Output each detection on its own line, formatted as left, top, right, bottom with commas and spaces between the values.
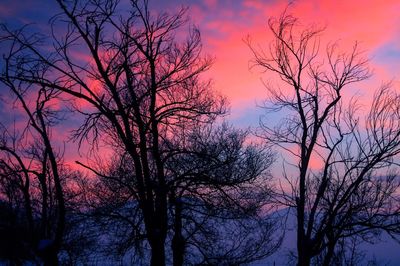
247, 13, 400, 266
75, 122, 280, 265
0, 0, 280, 265
0, 77, 66, 264
156, 122, 280, 265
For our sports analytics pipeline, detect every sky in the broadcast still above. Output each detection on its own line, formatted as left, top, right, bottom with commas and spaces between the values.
1, 1, 400, 263
1, 0, 400, 164
2, 0, 400, 122
152, 0, 400, 126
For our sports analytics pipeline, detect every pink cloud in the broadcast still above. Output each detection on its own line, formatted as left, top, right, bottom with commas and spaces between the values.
192, 0, 400, 112
185, 0, 400, 171
3, 0, 400, 173
204, 0, 218, 9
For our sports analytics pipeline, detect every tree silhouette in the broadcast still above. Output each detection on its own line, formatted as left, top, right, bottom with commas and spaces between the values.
0, 0, 280, 265
163, 123, 279, 265
248, 13, 400, 266
77, 122, 280, 265
0, 76, 67, 264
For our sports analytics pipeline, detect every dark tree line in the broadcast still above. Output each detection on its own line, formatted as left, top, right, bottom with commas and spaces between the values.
0, 1, 400, 265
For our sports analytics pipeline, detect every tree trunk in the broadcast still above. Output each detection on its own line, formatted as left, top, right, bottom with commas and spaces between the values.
297, 195, 310, 266
297, 230, 311, 266
150, 237, 166, 266
44, 251, 59, 266
172, 195, 184, 266
39, 242, 59, 266
297, 251, 311, 266
38, 111, 65, 265
322, 237, 336, 266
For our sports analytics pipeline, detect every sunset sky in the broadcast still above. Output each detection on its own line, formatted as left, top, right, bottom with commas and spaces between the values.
177, 0, 400, 126
1, 0, 400, 164
158, 0, 400, 128
1, 2, 400, 263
